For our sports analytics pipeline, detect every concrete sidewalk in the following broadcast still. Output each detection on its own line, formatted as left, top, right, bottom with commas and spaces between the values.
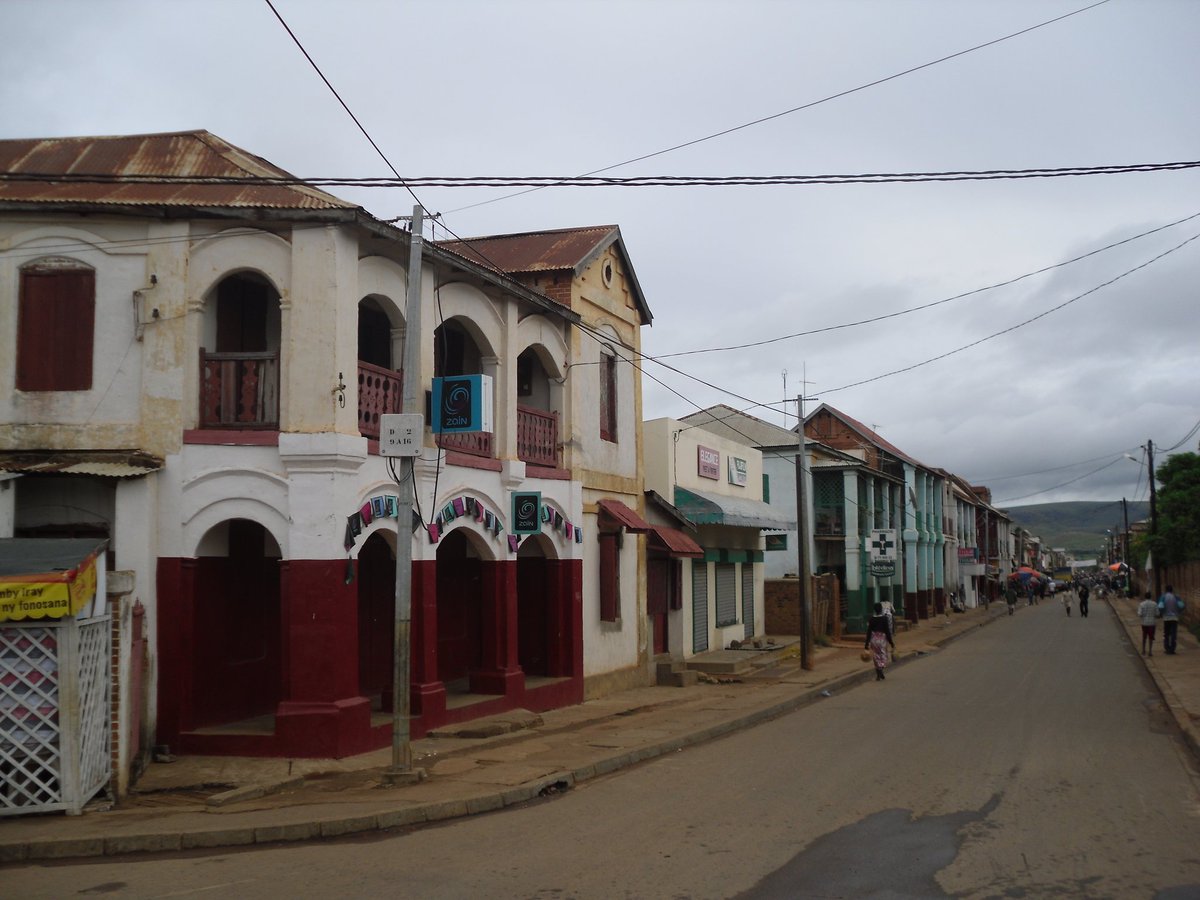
1, 597, 1193, 863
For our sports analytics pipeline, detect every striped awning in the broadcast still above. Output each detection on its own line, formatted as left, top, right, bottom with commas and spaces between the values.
673, 485, 795, 530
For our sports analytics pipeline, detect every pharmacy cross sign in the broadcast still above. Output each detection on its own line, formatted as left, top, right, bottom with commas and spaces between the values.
870, 530, 897, 561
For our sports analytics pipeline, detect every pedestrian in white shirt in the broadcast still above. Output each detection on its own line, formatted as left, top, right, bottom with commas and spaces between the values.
1137, 592, 1160, 656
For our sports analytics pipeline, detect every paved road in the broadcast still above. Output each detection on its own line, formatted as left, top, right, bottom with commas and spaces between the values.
8, 601, 1200, 899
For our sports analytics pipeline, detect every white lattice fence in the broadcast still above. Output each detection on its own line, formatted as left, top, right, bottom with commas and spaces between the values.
0, 617, 111, 816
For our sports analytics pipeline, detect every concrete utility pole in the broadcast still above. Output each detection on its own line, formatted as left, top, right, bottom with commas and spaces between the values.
385, 205, 426, 785
794, 394, 813, 670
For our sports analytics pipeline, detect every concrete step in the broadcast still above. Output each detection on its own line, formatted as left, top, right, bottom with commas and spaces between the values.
655, 658, 700, 687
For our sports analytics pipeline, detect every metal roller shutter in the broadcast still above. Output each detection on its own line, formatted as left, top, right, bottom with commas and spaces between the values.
715, 563, 737, 628
692, 564, 709, 653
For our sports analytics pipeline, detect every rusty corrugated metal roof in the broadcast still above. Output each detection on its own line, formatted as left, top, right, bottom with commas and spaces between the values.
438, 226, 619, 274
0, 450, 164, 478
0, 130, 356, 211
438, 225, 652, 324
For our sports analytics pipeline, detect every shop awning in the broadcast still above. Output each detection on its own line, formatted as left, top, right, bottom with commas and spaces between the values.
596, 499, 652, 533
0, 538, 106, 622
0, 450, 163, 478
648, 526, 704, 558
673, 486, 795, 531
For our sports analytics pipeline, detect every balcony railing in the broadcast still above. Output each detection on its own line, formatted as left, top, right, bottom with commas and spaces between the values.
517, 405, 559, 468
437, 429, 493, 459
358, 361, 402, 441
199, 349, 279, 428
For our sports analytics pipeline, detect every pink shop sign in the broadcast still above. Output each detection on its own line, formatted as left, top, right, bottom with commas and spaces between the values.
698, 445, 720, 480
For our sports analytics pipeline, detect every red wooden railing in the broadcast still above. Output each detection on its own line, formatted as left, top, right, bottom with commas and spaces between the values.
358, 361, 402, 440
517, 405, 559, 467
199, 349, 279, 428
436, 429, 494, 458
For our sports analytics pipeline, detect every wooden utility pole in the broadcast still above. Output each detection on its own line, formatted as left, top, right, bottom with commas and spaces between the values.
1148, 440, 1162, 599
794, 394, 813, 670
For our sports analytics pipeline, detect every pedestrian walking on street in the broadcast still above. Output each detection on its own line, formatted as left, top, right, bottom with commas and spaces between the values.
1158, 585, 1185, 655
1138, 591, 1160, 656
1078, 582, 1090, 618
865, 601, 895, 681
1063, 591, 1072, 616
1006, 580, 1018, 616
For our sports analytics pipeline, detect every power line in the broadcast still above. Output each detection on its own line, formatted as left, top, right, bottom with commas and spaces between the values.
993, 456, 1127, 506
652, 211, 1200, 361
262, 0, 423, 210
820, 230, 1200, 395
8, 159, 1197, 189
446, 0, 1114, 213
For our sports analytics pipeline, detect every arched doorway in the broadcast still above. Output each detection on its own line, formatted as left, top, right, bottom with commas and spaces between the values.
435, 529, 483, 687
517, 535, 554, 677
357, 532, 395, 703
192, 519, 281, 727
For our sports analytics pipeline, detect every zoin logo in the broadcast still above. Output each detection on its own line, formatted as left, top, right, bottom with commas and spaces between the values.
516, 495, 539, 528
441, 379, 473, 428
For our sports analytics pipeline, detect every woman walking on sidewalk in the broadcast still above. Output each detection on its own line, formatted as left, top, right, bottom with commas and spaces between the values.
865, 602, 896, 681
1138, 591, 1160, 656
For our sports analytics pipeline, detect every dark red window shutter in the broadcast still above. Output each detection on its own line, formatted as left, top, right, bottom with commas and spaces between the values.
599, 354, 617, 442
670, 560, 683, 611
647, 558, 668, 616
599, 532, 620, 621
17, 267, 95, 391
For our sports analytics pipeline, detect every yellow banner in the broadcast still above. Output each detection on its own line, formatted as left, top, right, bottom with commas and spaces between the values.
0, 554, 97, 622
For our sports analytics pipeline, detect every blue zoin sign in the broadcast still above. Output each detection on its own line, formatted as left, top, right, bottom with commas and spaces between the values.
431, 375, 493, 434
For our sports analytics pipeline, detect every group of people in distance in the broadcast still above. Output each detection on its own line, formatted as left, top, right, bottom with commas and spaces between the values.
861, 579, 1186, 682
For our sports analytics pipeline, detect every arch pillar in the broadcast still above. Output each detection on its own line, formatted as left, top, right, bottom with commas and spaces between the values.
470, 559, 523, 696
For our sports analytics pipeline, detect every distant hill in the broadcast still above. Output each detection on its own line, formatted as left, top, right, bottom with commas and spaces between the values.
1002, 501, 1150, 557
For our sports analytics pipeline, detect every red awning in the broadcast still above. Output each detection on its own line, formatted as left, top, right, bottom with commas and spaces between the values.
648, 526, 704, 558
596, 499, 652, 533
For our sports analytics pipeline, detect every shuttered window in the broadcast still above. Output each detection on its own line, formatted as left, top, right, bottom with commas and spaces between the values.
599, 354, 617, 442
715, 563, 737, 628
16, 265, 95, 391
599, 531, 620, 622
692, 564, 709, 653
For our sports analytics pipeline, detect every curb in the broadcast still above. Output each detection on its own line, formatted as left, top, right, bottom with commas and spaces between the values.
1105, 596, 1200, 765
0, 611, 1004, 864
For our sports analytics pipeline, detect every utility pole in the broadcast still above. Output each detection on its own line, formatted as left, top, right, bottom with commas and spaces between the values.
1147, 439, 1162, 599
384, 205, 426, 785
794, 393, 813, 670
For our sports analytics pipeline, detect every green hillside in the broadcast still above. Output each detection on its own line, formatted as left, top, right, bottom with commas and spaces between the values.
1002, 501, 1149, 557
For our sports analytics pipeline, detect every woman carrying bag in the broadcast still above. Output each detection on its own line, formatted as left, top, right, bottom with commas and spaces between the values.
865, 601, 896, 681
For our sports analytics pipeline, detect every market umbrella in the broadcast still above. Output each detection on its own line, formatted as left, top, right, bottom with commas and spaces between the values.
1010, 566, 1040, 581
1108, 562, 1129, 572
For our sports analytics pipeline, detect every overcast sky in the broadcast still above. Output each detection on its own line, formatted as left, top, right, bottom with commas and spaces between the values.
4, 0, 1197, 508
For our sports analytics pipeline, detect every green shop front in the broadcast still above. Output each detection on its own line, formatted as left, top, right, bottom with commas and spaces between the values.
673, 486, 795, 655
